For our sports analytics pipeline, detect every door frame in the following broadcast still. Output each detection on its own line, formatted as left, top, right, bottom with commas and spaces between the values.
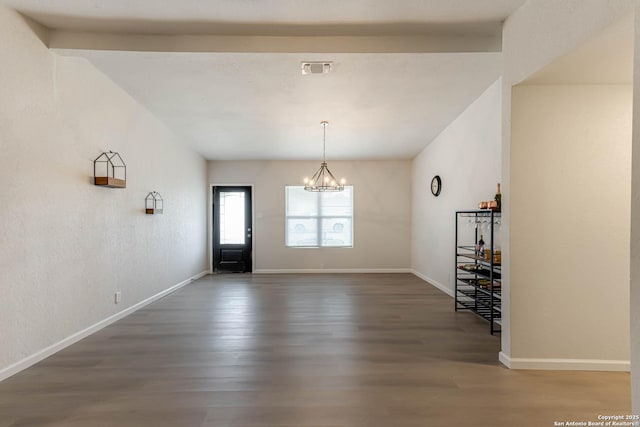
208, 184, 255, 274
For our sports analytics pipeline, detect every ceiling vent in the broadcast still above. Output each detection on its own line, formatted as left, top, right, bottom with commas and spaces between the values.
301, 62, 332, 75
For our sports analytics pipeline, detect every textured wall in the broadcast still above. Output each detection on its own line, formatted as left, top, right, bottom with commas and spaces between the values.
208, 160, 412, 272
411, 79, 501, 295
0, 5, 208, 374
511, 84, 631, 363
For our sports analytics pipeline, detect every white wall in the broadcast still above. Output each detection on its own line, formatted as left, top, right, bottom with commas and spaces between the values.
511, 84, 631, 365
501, 0, 638, 373
631, 8, 640, 412
0, 6, 208, 377
411, 79, 501, 294
208, 160, 411, 272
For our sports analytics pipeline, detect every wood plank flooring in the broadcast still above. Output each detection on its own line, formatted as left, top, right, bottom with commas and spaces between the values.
0, 274, 630, 427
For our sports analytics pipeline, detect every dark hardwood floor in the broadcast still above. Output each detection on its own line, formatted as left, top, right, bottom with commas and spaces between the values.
0, 274, 630, 426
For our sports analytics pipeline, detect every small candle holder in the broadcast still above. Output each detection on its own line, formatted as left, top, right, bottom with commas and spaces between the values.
145, 191, 163, 214
93, 151, 126, 188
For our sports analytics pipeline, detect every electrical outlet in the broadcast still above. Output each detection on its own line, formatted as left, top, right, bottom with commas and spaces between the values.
115, 291, 122, 304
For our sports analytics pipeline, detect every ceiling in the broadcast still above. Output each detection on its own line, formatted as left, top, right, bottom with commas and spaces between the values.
3, 0, 528, 160
525, 14, 634, 85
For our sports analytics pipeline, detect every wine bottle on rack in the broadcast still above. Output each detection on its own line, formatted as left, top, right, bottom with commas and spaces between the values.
477, 234, 485, 257
495, 183, 502, 210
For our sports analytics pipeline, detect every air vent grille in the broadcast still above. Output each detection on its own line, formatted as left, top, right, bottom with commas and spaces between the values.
301, 62, 332, 75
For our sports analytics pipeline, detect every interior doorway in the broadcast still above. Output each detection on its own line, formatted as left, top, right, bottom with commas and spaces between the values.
212, 186, 253, 273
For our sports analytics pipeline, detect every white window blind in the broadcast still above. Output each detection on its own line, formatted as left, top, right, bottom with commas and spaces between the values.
285, 186, 353, 248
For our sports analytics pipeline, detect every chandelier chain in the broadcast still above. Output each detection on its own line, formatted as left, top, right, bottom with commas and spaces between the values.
322, 121, 327, 163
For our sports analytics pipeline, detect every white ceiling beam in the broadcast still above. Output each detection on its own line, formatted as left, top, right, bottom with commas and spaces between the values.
50, 32, 501, 54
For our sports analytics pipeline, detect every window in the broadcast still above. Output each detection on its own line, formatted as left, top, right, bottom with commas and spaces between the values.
219, 191, 245, 244
285, 186, 353, 248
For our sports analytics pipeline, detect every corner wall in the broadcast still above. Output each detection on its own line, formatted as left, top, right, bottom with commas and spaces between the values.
502, 0, 638, 384
631, 6, 640, 412
208, 160, 411, 272
411, 79, 501, 294
0, 5, 208, 377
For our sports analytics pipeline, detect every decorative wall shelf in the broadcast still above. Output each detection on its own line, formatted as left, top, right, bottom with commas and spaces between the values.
145, 191, 163, 214
94, 151, 126, 188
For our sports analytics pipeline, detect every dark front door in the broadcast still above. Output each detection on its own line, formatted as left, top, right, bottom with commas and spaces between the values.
213, 186, 252, 273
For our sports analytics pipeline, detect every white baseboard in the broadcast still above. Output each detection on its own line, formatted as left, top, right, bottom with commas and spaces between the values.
499, 351, 630, 371
411, 270, 454, 297
499, 351, 511, 368
253, 268, 412, 274
190, 271, 209, 281
0, 270, 209, 382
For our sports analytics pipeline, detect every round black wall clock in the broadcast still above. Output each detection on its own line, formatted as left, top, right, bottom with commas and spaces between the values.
431, 175, 442, 197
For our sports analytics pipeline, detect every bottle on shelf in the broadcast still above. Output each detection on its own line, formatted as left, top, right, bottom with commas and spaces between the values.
495, 183, 502, 210
477, 234, 485, 257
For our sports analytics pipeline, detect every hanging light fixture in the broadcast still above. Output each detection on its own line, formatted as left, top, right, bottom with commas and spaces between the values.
304, 121, 345, 192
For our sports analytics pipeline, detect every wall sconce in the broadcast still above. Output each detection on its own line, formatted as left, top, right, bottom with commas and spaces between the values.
145, 191, 163, 214
93, 151, 126, 188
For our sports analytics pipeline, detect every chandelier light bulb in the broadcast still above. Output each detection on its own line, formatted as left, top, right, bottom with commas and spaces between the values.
341, 178, 346, 184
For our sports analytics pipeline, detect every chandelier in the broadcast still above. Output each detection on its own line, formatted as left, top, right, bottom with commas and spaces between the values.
304, 121, 345, 192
